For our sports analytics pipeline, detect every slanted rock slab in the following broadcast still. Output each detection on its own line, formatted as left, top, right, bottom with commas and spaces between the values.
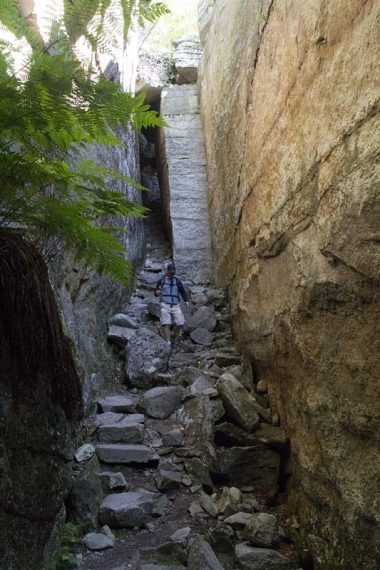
126, 328, 171, 387
188, 537, 225, 570
109, 313, 139, 328
139, 386, 185, 419
99, 491, 168, 528
235, 543, 291, 570
217, 373, 260, 432
96, 444, 159, 464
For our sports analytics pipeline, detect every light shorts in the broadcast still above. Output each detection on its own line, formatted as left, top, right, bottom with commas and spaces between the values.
160, 302, 185, 326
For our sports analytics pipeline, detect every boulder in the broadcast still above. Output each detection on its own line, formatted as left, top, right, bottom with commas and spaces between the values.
148, 301, 162, 319
187, 306, 217, 331
83, 532, 114, 550
235, 544, 290, 570
243, 513, 281, 547
70, 455, 103, 531
217, 373, 260, 432
107, 325, 135, 347
139, 386, 185, 419
109, 314, 139, 328
187, 537, 225, 570
125, 328, 171, 388
96, 444, 159, 465
213, 447, 280, 488
99, 491, 169, 528
190, 328, 215, 346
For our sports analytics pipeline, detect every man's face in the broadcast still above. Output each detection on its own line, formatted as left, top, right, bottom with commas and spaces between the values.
167, 270, 174, 278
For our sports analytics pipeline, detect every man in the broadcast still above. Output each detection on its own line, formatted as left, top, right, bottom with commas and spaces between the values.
154, 262, 189, 347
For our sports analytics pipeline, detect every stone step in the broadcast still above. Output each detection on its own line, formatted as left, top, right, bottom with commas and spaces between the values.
99, 491, 169, 528
96, 444, 159, 464
98, 421, 145, 444
97, 396, 137, 413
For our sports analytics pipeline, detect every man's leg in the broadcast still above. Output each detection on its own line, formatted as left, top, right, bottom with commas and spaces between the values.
162, 324, 171, 342
160, 304, 172, 346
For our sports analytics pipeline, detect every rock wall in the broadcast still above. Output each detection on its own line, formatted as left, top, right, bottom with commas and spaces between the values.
0, 233, 82, 570
159, 84, 212, 281
53, 124, 144, 403
199, 1, 380, 568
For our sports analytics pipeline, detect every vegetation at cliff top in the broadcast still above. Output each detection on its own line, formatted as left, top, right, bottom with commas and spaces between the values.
0, 0, 169, 284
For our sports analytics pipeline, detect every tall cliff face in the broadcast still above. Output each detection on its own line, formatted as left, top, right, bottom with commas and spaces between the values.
53, 123, 144, 403
199, 1, 380, 568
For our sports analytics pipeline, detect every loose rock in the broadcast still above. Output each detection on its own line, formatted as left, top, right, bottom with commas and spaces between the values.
139, 386, 185, 419
235, 543, 290, 570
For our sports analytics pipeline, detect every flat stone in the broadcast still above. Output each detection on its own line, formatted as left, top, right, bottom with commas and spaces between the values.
99, 491, 169, 528
235, 543, 291, 570
83, 532, 114, 550
224, 512, 253, 528
109, 314, 139, 328
74, 443, 95, 462
188, 537, 225, 570
190, 328, 215, 346
97, 396, 136, 414
96, 444, 159, 464
217, 373, 260, 432
95, 412, 145, 429
243, 513, 280, 547
98, 421, 145, 444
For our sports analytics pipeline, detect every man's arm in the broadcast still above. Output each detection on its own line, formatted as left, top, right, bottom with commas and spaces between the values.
177, 279, 188, 303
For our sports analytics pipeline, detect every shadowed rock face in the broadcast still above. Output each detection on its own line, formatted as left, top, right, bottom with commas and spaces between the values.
199, 1, 380, 568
